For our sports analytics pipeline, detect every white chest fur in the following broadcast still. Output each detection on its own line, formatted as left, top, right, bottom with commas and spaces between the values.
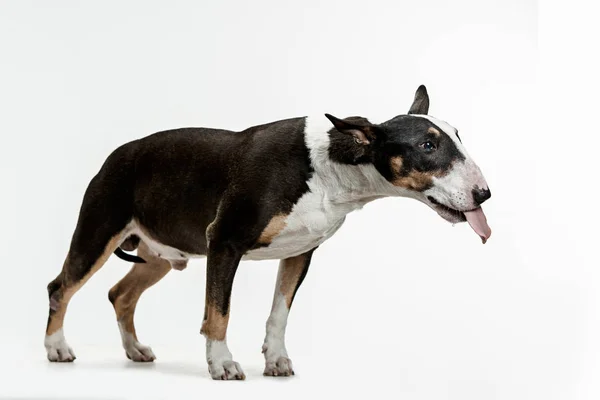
243, 176, 360, 261
244, 114, 402, 261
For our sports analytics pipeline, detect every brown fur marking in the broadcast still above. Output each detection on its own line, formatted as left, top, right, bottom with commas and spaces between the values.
278, 254, 309, 308
109, 242, 171, 338
47, 234, 123, 335
258, 214, 288, 244
428, 127, 441, 136
389, 156, 442, 192
201, 304, 230, 341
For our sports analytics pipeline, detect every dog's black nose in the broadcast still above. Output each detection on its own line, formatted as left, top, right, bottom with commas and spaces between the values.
472, 187, 491, 205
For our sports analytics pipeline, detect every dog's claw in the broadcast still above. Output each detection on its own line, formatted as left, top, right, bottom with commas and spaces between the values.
125, 343, 156, 362
47, 346, 76, 362
45, 330, 76, 362
210, 360, 245, 380
264, 357, 294, 377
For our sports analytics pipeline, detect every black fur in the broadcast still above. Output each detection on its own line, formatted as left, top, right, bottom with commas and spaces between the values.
325, 114, 465, 185
53, 85, 464, 322
127, 118, 313, 256
61, 117, 314, 318
408, 85, 430, 114
375, 116, 465, 182
327, 116, 377, 165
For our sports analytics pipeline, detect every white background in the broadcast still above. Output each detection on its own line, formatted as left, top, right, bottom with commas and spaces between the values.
0, 1, 596, 399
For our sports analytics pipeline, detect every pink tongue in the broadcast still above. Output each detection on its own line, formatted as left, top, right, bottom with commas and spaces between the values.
463, 207, 492, 244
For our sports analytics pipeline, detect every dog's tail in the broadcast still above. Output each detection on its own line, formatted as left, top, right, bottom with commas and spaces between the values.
114, 248, 146, 263
113, 234, 146, 263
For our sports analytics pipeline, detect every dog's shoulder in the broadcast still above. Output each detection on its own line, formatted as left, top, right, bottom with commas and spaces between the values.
233, 117, 315, 210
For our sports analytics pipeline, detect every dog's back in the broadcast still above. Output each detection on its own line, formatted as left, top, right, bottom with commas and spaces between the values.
92, 117, 311, 255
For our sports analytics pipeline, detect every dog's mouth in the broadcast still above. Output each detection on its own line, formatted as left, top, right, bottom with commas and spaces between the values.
428, 196, 467, 222
427, 196, 492, 244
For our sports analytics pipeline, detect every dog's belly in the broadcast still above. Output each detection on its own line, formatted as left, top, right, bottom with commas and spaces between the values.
127, 221, 199, 261
127, 214, 346, 263
126, 184, 355, 263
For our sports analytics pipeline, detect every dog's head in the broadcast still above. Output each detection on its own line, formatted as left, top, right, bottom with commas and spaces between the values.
325, 85, 492, 243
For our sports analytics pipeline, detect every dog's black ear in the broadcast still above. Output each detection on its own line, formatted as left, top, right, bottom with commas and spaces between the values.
408, 85, 430, 115
324, 113, 376, 145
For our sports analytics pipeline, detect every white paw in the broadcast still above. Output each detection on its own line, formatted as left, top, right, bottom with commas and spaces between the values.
119, 322, 156, 362
206, 339, 245, 380
262, 335, 294, 377
45, 329, 76, 362
124, 341, 156, 362
264, 356, 294, 377
209, 360, 246, 380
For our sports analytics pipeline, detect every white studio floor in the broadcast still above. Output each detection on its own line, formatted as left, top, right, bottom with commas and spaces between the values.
1, 325, 582, 400
3, 342, 475, 400
0, 346, 536, 400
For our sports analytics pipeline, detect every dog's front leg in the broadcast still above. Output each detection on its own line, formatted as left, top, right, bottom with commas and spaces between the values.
262, 248, 316, 376
200, 240, 245, 380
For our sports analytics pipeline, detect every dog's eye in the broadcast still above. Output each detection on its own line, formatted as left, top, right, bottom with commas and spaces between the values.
420, 141, 437, 152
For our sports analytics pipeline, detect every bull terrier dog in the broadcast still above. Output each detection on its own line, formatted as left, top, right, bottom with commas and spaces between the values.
45, 85, 492, 379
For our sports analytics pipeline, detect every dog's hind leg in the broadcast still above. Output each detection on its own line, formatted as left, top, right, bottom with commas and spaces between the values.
262, 248, 316, 376
45, 151, 135, 362
45, 231, 125, 362
108, 242, 171, 362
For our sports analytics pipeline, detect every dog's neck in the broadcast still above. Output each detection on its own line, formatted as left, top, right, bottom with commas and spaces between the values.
303, 115, 415, 207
